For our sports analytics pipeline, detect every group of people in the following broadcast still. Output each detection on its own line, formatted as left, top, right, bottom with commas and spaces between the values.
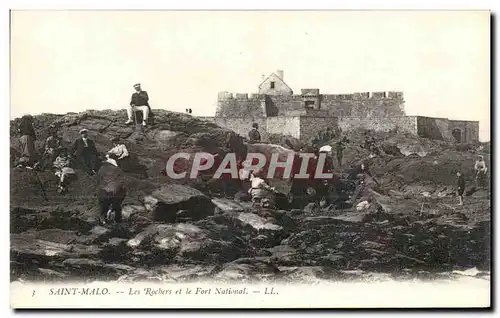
16, 119, 130, 193
13, 81, 490, 224
14, 115, 132, 226
12, 82, 159, 225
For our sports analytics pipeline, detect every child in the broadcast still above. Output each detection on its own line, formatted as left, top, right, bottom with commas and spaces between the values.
456, 171, 465, 206
53, 150, 76, 194
248, 169, 276, 208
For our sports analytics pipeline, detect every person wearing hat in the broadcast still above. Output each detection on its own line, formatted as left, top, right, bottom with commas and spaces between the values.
126, 83, 151, 126
248, 123, 261, 144
71, 128, 100, 175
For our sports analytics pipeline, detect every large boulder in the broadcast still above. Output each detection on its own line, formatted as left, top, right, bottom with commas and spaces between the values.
143, 184, 214, 222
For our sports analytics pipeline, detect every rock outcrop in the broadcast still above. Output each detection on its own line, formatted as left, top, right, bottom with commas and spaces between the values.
10, 110, 491, 283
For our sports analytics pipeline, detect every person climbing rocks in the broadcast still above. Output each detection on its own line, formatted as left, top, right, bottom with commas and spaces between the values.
53, 149, 76, 194
248, 123, 261, 144
474, 155, 488, 189
97, 153, 127, 225
72, 129, 101, 176
248, 169, 276, 208
107, 137, 129, 169
335, 136, 349, 166
16, 115, 37, 168
125, 83, 152, 127
456, 171, 465, 206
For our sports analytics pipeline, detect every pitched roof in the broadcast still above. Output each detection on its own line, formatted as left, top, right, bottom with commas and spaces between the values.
257, 72, 293, 92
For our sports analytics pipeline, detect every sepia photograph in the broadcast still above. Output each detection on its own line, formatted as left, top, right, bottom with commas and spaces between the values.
9, 9, 491, 309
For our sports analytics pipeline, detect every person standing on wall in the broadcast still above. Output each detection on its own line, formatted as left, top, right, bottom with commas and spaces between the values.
248, 123, 261, 144
125, 83, 152, 127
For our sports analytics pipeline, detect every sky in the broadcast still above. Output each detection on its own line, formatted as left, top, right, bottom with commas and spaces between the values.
10, 10, 490, 141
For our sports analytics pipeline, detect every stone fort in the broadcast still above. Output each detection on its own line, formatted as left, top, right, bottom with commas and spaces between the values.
199, 70, 479, 143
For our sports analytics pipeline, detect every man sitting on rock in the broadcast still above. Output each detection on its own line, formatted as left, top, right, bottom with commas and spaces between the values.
125, 83, 151, 127
97, 153, 127, 225
72, 129, 101, 176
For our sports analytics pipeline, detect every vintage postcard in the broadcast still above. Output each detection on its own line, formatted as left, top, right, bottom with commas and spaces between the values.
9, 10, 491, 309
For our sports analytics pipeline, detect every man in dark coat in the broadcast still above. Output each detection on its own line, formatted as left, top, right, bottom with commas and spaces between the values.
97, 153, 127, 224
248, 123, 261, 144
71, 129, 101, 175
125, 83, 152, 126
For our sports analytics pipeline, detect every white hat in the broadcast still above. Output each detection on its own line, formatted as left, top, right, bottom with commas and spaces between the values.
79, 128, 88, 134
133, 83, 141, 88
319, 145, 332, 153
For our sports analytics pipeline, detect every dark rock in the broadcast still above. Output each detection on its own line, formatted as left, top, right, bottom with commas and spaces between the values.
60, 258, 134, 280
234, 191, 251, 202
144, 184, 214, 222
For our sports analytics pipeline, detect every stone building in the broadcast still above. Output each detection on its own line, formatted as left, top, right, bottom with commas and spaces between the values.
199, 70, 479, 143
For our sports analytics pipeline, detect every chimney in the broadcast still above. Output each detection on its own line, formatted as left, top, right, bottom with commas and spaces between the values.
261, 74, 265, 81
276, 70, 284, 80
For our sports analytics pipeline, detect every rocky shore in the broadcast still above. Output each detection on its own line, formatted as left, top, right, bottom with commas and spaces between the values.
10, 110, 491, 283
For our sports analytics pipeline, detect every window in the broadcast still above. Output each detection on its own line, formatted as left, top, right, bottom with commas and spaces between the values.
270, 81, 275, 89
305, 100, 315, 109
